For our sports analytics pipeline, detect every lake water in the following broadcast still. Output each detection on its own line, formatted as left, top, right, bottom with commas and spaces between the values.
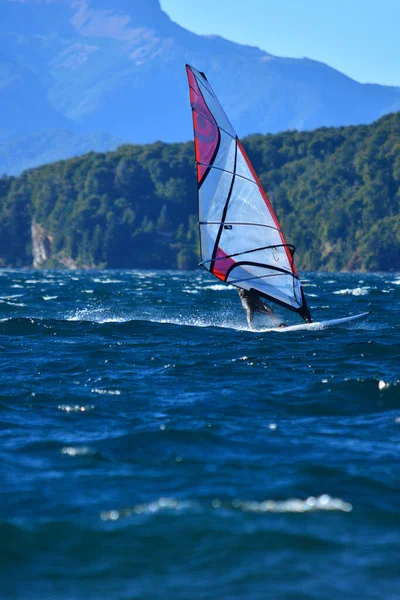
1, 269, 399, 599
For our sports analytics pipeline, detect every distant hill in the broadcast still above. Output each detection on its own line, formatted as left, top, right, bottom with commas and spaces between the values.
0, 131, 123, 175
0, 111, 399, 272
1, 0, 400, 174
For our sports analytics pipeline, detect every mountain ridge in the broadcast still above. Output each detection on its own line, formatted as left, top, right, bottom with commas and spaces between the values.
1, 0, 400, 173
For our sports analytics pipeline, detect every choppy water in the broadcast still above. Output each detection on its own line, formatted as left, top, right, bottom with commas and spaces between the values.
1, 269, 399, 600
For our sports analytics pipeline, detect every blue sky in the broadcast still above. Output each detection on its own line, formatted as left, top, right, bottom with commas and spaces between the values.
160, 0, 399, 87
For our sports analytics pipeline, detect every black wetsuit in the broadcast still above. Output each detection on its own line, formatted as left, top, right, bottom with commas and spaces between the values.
237, 288, 277, 329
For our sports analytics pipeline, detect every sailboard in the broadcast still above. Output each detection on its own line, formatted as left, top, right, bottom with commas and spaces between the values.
263, 311, 371, 332
185, 64, 312, 323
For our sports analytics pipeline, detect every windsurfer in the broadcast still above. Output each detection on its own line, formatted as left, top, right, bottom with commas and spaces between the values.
186, 65, 313, 328
237, 288, 285, 329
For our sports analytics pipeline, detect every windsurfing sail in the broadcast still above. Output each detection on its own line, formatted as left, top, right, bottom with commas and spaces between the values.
185, 64, 311, 322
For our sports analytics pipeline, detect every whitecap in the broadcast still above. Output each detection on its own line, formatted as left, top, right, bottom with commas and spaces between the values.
91, 388, 121, 396
61, 446, 94, 457
66, 308, 126, 323
0, 300, 26, 307
204, 284, 234, 291
157, 316, 244, 330
43, 295, 58, 300
100, 497, 192, 521
99, 494, 352, 522
92, 278, 122, 284
235, 494, 352, 513
333, 287, 370, 296
58, 404, 94, 413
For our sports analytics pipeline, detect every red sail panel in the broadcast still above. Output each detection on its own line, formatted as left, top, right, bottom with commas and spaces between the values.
212, 247, 236, 281
186, 66, 220, 185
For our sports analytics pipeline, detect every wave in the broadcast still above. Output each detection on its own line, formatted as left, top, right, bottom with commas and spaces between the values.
64, 307, 247, 330
0, 311, 375, 337
65, 310, 364, 334
333, 287, 370, 296
264, 377, 400, 416
0, 299, 26, 307
61, 445, 95, 457
91, 278, 123, 284
203, 284, 234, 291
66, 308, 128, 323
58, 404, 95, 413
99, 494, 352, 521
91, 388, 121, 396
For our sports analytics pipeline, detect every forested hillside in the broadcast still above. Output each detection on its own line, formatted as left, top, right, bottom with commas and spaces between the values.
0, 112, 399, 272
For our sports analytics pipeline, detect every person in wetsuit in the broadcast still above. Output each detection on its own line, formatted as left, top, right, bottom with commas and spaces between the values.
237, 288, 284, 330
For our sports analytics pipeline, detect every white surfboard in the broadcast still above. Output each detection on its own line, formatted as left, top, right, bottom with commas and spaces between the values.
264, 311, 371, 332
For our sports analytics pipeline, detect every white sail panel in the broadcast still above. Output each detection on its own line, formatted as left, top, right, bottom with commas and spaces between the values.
198, 168, 233, 224
217, 225, 290, 270
215, 224, 302, 308
235, 141, 289, 242
225, 264, 303, 309
199, 223, 220, 267
211, 130, 236, 175
226, 175, 279, 228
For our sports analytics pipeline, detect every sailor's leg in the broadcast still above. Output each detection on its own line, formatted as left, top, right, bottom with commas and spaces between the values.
245, 307, 254, 330
255, 301, 286, 327
254, 302, 273, 317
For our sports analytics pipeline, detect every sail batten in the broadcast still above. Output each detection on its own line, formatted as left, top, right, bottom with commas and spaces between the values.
196, 163, 263, 186
200, 222, 282, 230
185, 64, 311, 321
200, 244, 296, 264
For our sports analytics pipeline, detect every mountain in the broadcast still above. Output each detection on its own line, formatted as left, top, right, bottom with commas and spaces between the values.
0, 130, 123, 175
1, 0, 400, 174
1, 111, 399, 272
